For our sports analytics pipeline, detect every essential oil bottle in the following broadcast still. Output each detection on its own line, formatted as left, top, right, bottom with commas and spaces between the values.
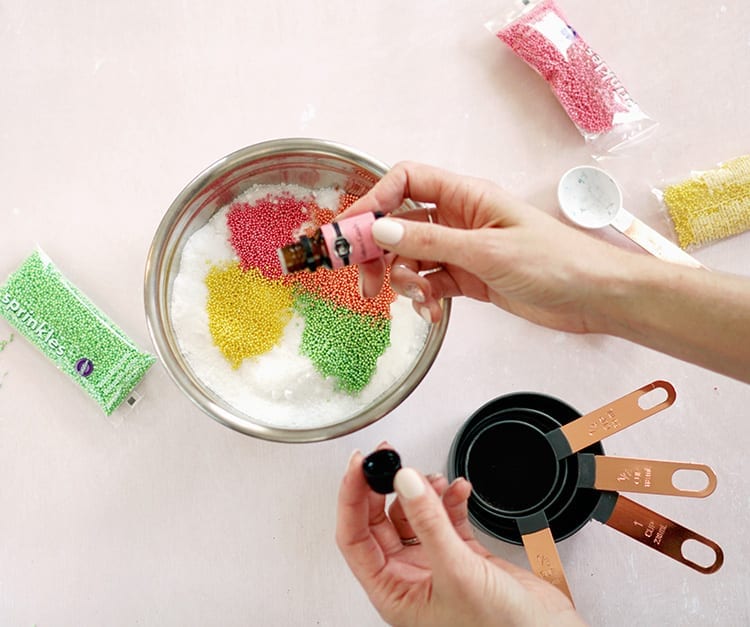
277, 211, 384, 274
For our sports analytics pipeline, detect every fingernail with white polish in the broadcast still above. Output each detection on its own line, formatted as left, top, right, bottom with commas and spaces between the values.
405, 284, 425, 303
372, 218, 404, 247
394, 468, 425, 500
426, 472, 444, 482
419, 306, 433, 324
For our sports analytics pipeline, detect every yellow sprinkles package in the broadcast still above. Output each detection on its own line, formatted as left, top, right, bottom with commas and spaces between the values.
0, 250, 155, 415
659, 154, 750, 249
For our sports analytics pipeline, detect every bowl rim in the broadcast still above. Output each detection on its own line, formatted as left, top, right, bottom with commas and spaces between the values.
144, 137, 451, 443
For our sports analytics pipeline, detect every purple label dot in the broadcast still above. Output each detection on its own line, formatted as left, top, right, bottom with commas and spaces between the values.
75, 358, 94, 377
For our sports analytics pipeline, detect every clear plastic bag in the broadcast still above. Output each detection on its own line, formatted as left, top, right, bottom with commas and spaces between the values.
486, 0, 657, 156
0, 249, 155, 416
653, 154, 750, 250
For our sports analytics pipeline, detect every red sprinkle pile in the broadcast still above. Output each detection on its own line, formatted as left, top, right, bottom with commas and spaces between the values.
227, 194, 314, 279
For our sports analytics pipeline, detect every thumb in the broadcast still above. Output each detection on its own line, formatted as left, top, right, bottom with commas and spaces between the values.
394, 467, 473, 573
371, 217, 474, 269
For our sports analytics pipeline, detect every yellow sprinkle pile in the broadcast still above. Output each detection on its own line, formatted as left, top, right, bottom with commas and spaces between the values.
205, 263, 293, 368
663, 154, 750, 249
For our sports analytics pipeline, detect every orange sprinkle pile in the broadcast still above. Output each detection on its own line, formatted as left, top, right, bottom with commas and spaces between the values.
307, 204, 335, 232
338, 193, 359, 212
288, 265, 396, 318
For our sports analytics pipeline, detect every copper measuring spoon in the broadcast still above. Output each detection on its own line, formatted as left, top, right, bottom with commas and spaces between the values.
589, 492, 724, 574
541, 380, 676, 460
576, 455, 717, 498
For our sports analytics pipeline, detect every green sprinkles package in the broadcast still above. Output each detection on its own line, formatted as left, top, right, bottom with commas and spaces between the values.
0, 250, 155, 415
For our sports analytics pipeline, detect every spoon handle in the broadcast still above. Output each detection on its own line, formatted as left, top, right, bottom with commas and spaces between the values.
610, 209, 706, 269
554, 380, 676, 457
602, 494, 723, 574
518, 513, 574, 604
578, 454, 717, 498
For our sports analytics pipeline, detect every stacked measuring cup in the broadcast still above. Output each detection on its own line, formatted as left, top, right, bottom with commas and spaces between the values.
448, 380, 723, 602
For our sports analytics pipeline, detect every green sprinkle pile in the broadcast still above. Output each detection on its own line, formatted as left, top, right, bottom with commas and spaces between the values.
293, 292, 391, 393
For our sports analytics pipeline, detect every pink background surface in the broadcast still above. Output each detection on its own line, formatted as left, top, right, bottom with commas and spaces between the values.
1, 1, 748, 625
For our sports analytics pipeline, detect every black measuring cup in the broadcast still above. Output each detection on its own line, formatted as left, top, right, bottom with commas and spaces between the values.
448, 381, 723, 598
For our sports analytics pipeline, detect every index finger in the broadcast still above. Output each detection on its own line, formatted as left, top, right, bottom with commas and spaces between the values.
338, 161, 457, 220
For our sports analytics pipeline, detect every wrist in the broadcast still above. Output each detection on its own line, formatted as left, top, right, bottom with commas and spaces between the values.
579, 248, 655, 336
588, 254, 750, 382
587, 249, 690, 341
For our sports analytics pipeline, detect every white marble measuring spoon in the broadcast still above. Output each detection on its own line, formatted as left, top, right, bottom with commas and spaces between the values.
557, 166, 705, 269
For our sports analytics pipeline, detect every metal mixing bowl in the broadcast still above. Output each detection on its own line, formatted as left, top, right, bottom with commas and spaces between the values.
144, 138, 450, 442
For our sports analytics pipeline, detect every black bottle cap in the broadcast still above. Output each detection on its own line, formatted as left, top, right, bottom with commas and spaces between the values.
362, 449, 402, 494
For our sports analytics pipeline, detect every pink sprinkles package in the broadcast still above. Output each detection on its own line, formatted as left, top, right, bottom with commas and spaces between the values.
487, 0, 656, 154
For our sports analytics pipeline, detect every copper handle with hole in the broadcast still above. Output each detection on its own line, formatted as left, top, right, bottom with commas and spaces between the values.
560, 380, 676, 454
592, 457, 717, 497
605, 495, 723, 574
521, 527, 574, 603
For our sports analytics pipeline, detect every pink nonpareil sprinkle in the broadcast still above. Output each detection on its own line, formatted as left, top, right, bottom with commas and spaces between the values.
227, 194, 314, 279
496, 0, 634, 135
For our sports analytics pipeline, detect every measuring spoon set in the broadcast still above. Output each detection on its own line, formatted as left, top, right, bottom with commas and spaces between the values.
448, 380, 723, 603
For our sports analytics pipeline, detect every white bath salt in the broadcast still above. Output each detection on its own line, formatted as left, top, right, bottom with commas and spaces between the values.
171, 184, 430, 429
